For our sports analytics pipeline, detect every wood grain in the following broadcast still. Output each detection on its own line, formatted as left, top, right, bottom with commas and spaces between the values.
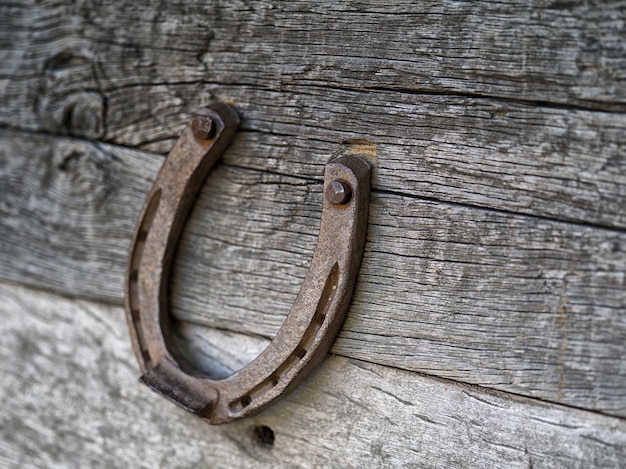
3, 0, 625, 116
173, 164, 626, 417
1, 129, 624, 416
0, 130, 160, 303
2, 281, 625, 469
1, 1, 625, 227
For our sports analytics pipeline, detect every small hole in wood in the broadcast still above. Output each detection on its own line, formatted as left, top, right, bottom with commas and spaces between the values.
252, 425, 275, 448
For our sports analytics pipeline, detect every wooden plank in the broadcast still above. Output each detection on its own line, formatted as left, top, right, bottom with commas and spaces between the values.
104, 85, 626, 228
3, 0, 625, 118
0, 130, 161, 303
172, 165, 626, 417
2, 2, 626, 227
1, 129, 625, 416
2, 281, 625, 468
217, 88, 626, 228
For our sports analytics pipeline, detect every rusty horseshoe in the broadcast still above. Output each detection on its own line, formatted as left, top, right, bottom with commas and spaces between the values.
125, 101, 371, 424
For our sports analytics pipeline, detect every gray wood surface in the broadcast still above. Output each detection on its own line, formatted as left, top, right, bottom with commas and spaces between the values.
0, 129, 159, 302
2, 281, 625, 469
1, 1, 625, 227
2, 129, 625, 417
2, 1, 626, 465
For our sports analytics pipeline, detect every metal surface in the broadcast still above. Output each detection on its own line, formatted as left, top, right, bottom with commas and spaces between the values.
326, 180, 352, 205
125, 101, 371, 424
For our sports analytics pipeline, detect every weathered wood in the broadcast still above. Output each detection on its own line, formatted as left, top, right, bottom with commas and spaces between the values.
0, 130, 160, 302
2, 281, 625, 469
173, 164, 626, 417
2, 1, 626, 463
1, 1, 626, 227
2, 129, 625, 416
3, 0, 625, 116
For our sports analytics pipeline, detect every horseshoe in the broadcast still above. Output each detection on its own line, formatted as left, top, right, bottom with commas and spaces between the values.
125, 102, 371, 424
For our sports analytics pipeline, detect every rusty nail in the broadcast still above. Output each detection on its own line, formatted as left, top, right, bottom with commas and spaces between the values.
326, 180, 352, 205
192, 113, 216, 140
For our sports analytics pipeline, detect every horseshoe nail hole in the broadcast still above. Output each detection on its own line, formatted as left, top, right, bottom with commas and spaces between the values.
271, 376, 280, 387
136, 230, 148, 243
297, 349, 307, 359
129, 270, 138, 282
252, 425, 275, 448
241, 395, 252, 408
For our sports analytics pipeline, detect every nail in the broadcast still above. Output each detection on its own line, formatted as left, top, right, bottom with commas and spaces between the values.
326, 180, 352, 205
191, 113, 215, 140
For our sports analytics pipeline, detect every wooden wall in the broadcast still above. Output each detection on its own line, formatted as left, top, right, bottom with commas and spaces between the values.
1, 1, 625, 467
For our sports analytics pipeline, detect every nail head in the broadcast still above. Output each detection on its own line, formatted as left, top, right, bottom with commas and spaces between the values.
192, 114, 216, 140
327, 180, 352, 205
